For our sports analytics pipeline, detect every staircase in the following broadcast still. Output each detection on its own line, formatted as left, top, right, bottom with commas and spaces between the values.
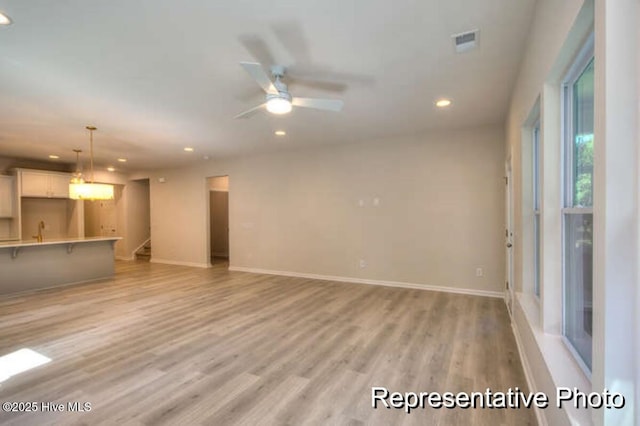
135, 240, 151, 261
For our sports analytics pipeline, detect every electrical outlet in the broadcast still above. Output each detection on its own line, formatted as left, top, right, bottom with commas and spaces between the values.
359, 259, 366, 268
476, 267, 483, 277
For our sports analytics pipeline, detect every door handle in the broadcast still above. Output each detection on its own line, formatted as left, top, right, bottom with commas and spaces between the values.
506, 243, 513, 248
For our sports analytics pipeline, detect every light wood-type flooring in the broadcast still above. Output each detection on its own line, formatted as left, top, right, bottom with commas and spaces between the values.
0, 261, 535, 425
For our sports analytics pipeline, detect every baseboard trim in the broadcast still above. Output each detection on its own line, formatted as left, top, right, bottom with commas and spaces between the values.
511, 322, 546, 426
227, 266, 503, 298
115, 255, 135, 261
150, 258, 211, 268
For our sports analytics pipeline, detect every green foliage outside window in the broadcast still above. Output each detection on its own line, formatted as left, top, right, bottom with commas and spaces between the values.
574, 133, 593, 207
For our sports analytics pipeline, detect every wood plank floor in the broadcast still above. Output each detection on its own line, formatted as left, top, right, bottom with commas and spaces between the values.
0, 261, 535, 425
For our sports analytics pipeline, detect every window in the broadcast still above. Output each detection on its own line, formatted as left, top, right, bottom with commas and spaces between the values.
532, 120, 541, 298
562, 36, 594, 372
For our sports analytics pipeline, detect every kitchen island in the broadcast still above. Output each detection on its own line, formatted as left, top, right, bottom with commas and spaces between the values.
0, 237, 121, 296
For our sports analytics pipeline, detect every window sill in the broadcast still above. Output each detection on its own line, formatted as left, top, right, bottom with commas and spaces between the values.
515, 292, 592, 425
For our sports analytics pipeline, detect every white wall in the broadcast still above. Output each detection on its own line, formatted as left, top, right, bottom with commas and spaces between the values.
150, 125, 506, 294
150, 167, 209, 267
508, 0, 639, 425
91, 170, 129, 186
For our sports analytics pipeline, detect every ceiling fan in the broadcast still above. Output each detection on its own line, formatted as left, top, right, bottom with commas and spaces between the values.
234, 62, 344, 119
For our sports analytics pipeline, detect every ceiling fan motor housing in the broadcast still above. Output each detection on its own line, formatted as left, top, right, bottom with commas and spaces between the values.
270, 65, 286, 78
273, 75, 288, 93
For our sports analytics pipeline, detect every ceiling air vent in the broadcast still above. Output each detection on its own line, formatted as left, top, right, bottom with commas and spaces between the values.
452, 29, 479, 53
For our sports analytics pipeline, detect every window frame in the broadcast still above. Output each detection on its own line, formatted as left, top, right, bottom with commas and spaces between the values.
560, 32, 594, 377
532, 119, 541, 298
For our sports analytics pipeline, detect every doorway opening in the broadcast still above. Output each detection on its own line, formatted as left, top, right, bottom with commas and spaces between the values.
129, 178, 151, 261
84, 185, 121, 238
207, 175, 229, 267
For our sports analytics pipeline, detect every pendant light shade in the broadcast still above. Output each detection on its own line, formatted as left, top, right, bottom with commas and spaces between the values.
69, 182, 114, 200
69, 126, 114, 200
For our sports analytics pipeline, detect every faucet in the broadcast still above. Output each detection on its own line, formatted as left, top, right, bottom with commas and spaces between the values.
33, 220, 45, 243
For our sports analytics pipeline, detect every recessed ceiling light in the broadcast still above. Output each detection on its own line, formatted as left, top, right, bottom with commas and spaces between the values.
184, 147, 194, 152
436, 99, 452, 108
0, 12, 12, 25
274, 130, 286, 136
48, 155, 59, 159
117, 158, 127, 162
107, 167, 115, 172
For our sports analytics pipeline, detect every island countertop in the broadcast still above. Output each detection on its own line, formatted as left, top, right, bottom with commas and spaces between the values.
0, 236, 121, 249
0, 237, 122, 296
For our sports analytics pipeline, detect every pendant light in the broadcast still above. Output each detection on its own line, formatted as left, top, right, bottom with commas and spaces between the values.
70, 148, 84, 185
69, 126, 114, 200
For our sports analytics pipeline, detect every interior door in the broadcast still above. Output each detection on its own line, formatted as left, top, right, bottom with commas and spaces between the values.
505, 160, 514, 314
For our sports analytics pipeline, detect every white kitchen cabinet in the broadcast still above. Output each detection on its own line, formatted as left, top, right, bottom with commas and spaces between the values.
20, 171, 48, 197
48, 173, 72, 198
20, 170, 71, 198
0, 176, 15, 217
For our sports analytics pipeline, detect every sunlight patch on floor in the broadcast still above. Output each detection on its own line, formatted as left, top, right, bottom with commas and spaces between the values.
0, 348, 51, 384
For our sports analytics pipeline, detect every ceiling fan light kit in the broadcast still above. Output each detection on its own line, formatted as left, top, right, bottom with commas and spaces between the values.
0, 11, 12, 25
266, 96, 292, 115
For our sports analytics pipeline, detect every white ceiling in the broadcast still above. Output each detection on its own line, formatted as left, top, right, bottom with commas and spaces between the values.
0, 0, 536, 171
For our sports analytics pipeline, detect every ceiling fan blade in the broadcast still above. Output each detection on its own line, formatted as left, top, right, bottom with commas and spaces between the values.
240, 62, 278, 95
271, 21, 311, 63
239, 35, 276, 69
292, 97, 344, 112
288, 65, 376, 88
234, 103, 266, 119
289, 79, 347, 94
